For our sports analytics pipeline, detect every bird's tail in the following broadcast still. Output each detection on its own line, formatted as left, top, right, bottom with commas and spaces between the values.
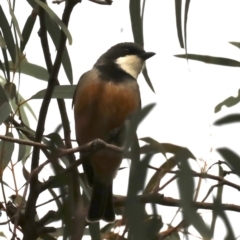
87, 178, 115, 223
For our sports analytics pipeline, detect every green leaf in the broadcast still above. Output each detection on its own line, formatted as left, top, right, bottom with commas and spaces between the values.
0, 34, 6, 49
129, 0, 143, 46
45, 132, 69, 167
215, 89, 240, 113
142, 67, 155, 93
31, 85, 76, 99
183, 0, 191, 53
1, 35, 10, 82
0, 102, 11, 124
4, 82, 16, 99
9, 96, 31, 136
21, 13, 37, 52
16, 131, 26, 162
214, 114, 240, 125
45, 14, 73, 84
0, 84, 8, 106
217, 148, 240, 177
9, 5, 23, 41
177, 157, 212, 239
0, 132, 15, 176
125, 103, 156, 149
229, 41, 240, 49
35, 0, 72, 45
0, 6, 16, 63
0, 232, 7, 239
211, 166, 224, 234
213, 198, 235, 240
126, 145, 152, 240
175, 0, 184, 48
144, 156, 177, 194
9, 59, 49, 81
140, 138, 196, 160
0, 60, 7, 81
175, 54, 240, 67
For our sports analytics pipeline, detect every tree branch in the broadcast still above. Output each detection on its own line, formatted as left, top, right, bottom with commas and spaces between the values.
114, 193, 240, 213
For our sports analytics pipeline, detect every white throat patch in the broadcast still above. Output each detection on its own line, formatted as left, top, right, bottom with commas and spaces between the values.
115, 55, 144, 79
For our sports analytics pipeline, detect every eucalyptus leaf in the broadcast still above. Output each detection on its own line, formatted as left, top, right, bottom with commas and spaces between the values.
177, 157, 212, 239
9, 5, 23, 41
129, 0, 143, 46
31, 85, 76, 99
0, 6, 16, 63
0, 34, 6, 49
215, 89, 240, 113
217, 148, 240, 177
175, 0, 184, 48
175, 54, 240, 67
45, 14, 73, 84
9, 59, 49, 81
0, 132, 15, 177
214, 114, 240, 125
35, 0, 72, 45
21, 13, 37, 52
0, 102, 11, 124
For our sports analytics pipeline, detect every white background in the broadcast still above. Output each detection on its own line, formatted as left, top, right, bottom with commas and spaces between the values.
1, 0, 240, 239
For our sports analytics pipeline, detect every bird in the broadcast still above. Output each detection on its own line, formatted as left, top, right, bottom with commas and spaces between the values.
72, 42, 155, 222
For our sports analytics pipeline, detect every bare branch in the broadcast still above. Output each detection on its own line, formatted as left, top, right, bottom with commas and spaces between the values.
114, 193, 240, 213
0, 134, 47, 149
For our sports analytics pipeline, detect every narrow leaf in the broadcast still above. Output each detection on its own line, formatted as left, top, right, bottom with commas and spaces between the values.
142, 67, 155, 93
0, 132, 15, 177
9, 5, 23, 41
129, 0, 143, 46
217, 148, 240, 177
21, 13, 37, 52
140, 138, 196, 160
215, 89, 240, 113
1, 36, 10, 82
35, 0, 72, 45
213, 199, 235, 240
0, 34, 6, 49
9, 59, 49, 81
16, 131, 26, 162
31, 85, 76, 99
0, 102, 11, 124
183, 0, 191, 53
0, 6, 16, 63
214, 114, 240, 125
144, 156, 177, 194
0, 83, 9, 105
45, 14, 73, 84
175, 54, 240, 67
229, 41, 240, 49
210, 166, 224, 234
175, 0, 184, 48
177, 158, 212, 239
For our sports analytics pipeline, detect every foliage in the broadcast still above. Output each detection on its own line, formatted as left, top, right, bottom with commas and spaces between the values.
0, 0, 239, 240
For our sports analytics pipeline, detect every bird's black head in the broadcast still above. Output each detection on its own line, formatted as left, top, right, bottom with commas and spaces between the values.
95, 42, 155, 80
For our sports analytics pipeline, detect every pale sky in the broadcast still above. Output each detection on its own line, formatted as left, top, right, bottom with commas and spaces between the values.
1, 0, 240, 239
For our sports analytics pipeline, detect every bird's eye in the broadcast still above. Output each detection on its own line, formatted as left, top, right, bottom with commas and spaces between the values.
124, 48, 129, 53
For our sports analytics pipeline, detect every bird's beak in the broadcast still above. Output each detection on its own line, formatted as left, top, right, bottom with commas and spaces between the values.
138, 52, 156, 61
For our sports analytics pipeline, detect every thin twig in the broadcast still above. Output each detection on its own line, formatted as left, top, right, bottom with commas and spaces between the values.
0, 134, 47, 148
113, 193, 240, 213
201, 182, 224, 202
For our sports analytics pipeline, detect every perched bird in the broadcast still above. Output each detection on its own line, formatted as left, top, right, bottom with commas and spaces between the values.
73, 42, 155, 222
